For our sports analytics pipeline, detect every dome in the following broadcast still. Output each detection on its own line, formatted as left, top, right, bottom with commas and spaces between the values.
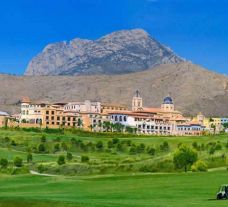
163, 96, 173, 104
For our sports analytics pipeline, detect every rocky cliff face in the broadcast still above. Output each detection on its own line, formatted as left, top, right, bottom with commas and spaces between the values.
25, 29, 184, 76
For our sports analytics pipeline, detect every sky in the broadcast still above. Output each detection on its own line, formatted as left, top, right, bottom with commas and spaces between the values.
0, 0, 227, 75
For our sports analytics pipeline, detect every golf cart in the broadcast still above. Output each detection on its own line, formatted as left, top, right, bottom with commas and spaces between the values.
217, 185, 228, 200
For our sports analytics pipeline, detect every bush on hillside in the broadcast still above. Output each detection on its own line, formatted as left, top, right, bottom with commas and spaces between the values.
81, 155, 89, 163
57, 155, 65, 165
0, 158, 8, 168
191, 160, 208, 172
66, 152, 73, 161
27, 153, 33, 163
14, 156, 23, 167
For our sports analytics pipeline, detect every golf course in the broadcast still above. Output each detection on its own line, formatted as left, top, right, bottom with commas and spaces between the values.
0, 128, 227, 206
0, 171, 228, 207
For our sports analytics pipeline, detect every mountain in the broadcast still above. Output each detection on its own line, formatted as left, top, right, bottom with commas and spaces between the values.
2, 62, 228, 116
25, 29, 184, 76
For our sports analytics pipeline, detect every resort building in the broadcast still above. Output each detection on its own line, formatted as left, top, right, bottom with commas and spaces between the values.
0, 111, 9, 127
176, 122, 206, 136
9, 91, 213, 136
101, 103, 127, 113
109, 111, 173, 135
64, 100, 101, 113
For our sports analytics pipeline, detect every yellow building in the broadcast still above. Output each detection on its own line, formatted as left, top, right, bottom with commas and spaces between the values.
0, 111, 9, 128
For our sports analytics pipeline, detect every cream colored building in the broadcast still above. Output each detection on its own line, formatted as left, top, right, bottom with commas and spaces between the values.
0, 111, 9, 128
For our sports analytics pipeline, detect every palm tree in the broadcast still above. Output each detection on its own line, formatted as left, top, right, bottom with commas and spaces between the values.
211, 123, 216, 135
103, 121, 111, 132
89, 124, 94, 132
98, 121, 103, 132
77, 118, 83, 128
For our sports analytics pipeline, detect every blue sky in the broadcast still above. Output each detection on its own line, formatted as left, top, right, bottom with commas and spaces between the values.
0, 0, 227, 75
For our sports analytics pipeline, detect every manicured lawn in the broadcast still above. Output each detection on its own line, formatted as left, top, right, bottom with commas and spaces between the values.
0, 171, 228, 207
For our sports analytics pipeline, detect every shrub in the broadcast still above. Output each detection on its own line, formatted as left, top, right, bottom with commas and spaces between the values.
160, 141, 169, 152
191, 160, 208, 172
112, 138, 119, 145
27, 153, 33, 163
37, 164, 45, 173
14, 156, 23, 167
57, 155, 65, 165
147, 147, 156, 156
66, 152, 73, 161
0, 158, 8, 168
81, 155, 89, 163
107, 140, 114, 149
96, 141, 104, 151
40, 135, 46, 143
136, 143, 145, 153
129, 145, 137, 154
11, 140, 17, 146
38, 143, 46, 153
61, 142, 68, 151
53, 143, 60, 153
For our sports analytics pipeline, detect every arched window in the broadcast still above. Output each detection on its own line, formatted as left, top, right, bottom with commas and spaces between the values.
123, 116, 127, 122
115, 116, 118, 121
119, 116, 122, 122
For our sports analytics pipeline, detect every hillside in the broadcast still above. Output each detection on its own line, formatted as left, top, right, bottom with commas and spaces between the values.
25, 29, 183, 76
1, 62, 228, 116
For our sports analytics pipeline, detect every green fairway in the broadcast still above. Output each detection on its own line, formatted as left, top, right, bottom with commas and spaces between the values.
0, 171, 228, 207
0, 128, 228, 206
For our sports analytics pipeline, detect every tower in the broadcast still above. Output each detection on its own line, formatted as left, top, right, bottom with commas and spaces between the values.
132, 90, 143, 111
161, 96, 175, 112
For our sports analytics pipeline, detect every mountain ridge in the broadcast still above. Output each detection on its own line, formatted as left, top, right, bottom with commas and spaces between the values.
25, 29, 184, 76
1, 62, 228, 116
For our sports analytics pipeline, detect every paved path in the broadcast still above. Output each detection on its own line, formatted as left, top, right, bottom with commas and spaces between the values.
30, 170, 57, 177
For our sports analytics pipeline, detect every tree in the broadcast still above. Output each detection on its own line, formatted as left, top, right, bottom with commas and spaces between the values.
27, 153, 33, 163
66, 152, 73, 161
40, 135, 46, 143
107, 140, 114, 149
14, 156, 23, 167
53, 143, 60, 153
57, 155, 65, 165
147, 147, 156, 156
38, 143, 46, 153
96, 141, 104, 151
0, 158, 8, 168
102, 121, 110, 132
223, 123, 228, 129
160, 141, 169, 152
98, 121, 103, 132
173, 145, 198, 172
211, 123, 216, 135
77, 118, 83, 128
89, 124, 94, 132
81, 155, 89, 163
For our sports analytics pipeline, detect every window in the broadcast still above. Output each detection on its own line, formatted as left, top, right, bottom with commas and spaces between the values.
46, 111, 49, 115
68, 117, 71, 121
46, 116, 49, 120
124, 116, 127, 122
115, 116, 118, 121
52, 111, 54, 115
119, 116, 122, 121
51, 116, 54, 120
57, 117, 60, 121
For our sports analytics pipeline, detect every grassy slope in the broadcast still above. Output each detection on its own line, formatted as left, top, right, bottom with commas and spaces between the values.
0, 171, 228, 207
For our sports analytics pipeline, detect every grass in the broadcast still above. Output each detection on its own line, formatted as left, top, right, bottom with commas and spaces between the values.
0, 171, 228, 206
0, 128, 228, 206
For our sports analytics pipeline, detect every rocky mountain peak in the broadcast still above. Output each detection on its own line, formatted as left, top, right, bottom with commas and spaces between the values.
25, 29, 184, 76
